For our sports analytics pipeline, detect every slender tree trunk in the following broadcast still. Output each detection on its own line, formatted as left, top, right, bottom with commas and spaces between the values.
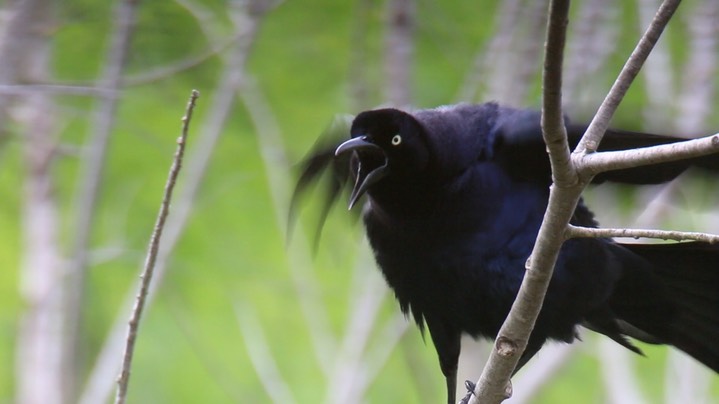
4, 1, 66, 403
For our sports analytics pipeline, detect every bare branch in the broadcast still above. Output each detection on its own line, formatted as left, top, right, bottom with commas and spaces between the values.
471, 1, 576, 402
471, 1, 696, 402
575, 0, 682, 154
541, 0, 574, 186
79, 4, 269, 403
580, 133, 719, 175
114, 89, 199, 404
567, 224, 719, 244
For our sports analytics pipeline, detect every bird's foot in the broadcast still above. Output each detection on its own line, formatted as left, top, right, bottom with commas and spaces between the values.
458, 380, 475, 404
457, 379, 513, 403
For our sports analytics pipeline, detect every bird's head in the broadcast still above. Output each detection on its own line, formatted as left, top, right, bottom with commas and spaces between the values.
335, 108, 431, 209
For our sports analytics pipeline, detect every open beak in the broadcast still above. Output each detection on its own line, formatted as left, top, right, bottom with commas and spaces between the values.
335, 137, 388, 209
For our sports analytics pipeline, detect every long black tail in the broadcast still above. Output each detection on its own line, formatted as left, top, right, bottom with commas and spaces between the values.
621, 242, 719, 372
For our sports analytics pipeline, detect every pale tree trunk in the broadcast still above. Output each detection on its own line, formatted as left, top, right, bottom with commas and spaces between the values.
1, 1, 67, 404
17, 93, 65, 404
384, 0, 414, 108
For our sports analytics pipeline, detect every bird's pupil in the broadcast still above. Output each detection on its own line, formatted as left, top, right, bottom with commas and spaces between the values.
392, 134, 402, 145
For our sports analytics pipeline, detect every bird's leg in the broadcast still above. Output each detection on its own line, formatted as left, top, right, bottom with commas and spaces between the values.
424, 316, 461, 404
446, 372, 457, 404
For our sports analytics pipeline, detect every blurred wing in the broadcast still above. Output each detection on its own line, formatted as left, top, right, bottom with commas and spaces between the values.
288, 115, 357, 249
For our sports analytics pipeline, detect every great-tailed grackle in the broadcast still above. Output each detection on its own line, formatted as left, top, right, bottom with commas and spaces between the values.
292, 103, 719, 404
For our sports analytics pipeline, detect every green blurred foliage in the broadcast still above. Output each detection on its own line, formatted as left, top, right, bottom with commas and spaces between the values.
1, 0, 717, 403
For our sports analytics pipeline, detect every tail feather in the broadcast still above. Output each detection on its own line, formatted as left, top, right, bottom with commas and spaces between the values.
622, 242, 719, 373
670, 311, 719, 371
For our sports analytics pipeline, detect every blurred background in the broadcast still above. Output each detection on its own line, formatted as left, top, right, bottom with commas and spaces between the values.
0, 0, 717, 403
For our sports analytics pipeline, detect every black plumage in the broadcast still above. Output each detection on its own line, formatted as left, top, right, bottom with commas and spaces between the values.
291, 103, 719, 404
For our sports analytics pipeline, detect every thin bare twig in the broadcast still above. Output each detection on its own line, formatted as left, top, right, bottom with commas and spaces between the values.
567, 224, 719, 243
79, 5, 268, 403
581, 133, 719, 175
114, 89, 199, 404
575, 0, 681, 155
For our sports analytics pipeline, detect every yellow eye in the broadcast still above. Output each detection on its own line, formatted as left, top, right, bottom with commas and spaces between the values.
391, 134, 402, 146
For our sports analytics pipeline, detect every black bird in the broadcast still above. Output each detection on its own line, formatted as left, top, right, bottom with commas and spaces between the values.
292, 103, 719, 404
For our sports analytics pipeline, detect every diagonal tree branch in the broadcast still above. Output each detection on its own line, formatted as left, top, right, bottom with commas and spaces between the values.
540, 0, 574, 186
574, 0, 681, 155
78, 5, 270, 403
114, 89, 199, 404
470, 0, 688, 402
471, 1, 575, 401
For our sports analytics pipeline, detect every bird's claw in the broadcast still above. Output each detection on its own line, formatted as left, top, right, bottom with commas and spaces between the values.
458, 380, 476, 404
